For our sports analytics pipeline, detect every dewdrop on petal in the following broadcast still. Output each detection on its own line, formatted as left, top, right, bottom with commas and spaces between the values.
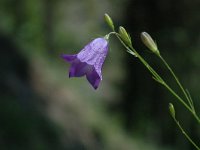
141, 32, 159, 55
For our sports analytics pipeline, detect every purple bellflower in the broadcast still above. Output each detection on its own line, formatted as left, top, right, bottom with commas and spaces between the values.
61, 37, 109, 89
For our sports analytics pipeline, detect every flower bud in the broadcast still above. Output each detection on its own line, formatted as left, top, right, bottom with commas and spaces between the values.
104, 13, 115, 31
169, 103, 176, 118
119, 26, 132, 47
141, 32, 159, 55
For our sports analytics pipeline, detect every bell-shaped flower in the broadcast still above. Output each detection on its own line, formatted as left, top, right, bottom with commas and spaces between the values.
61, 38, 109, 89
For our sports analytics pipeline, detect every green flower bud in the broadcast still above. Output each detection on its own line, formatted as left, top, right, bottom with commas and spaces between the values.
141, 32, 159, 55
119, 26, 132, 47
104, 13, 115, 31
169, 103, 176, 118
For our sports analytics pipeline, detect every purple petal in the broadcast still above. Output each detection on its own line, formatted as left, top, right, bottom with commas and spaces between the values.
86, 69, 101, 89
77, 38, 108, 80
61, 54, 77, 62
69, 60, 92, 77
61, 37, 109, 89
77, 38, 109, 66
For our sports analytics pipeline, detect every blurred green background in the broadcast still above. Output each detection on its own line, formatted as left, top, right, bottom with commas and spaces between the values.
0, 0, 200, 150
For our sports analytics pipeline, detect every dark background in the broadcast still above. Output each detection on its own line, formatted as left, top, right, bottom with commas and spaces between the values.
0, 0, 200, 149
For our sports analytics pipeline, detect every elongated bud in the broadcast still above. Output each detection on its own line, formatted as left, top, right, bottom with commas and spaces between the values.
169, 103, 176, 118
141, 32, 159, 55
104, 13, 115, 31
119, 26, 132, 47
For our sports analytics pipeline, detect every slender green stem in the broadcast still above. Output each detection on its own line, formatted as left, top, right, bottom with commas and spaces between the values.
134, 52, 199, 123
173, 117, 200, 150
164, 83, 200, 123
104, 32, 117, 40
109, 32, 136, 56
114, 33, 200, 124
158, 55, 200, 123
159, 55, 194, 109
105, 17, 200, 148
186, 90, 195, 112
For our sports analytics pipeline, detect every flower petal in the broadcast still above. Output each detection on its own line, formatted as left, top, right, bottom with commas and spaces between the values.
77, 38, 109, 66
69, 60, 92, 77
61, 54, 77, 62
86, 69, 101, 89
61, 37, 109, 89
